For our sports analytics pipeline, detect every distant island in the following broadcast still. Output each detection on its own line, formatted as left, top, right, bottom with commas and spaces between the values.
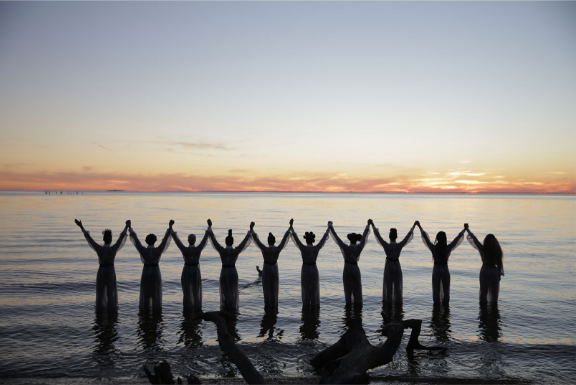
107, 190, 125, 192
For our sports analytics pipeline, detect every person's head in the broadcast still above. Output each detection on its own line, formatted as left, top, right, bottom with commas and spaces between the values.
188, 234, 196, 246
303, 231, 316, 245
483, 234, 503, 264
102, 229, 112, 244
145, 233, 157, 246
267, 232, 276, 246
347, 233, 363, 245
389, 228, 398, 242
435, 231, 447, 245
225, 229, 234, 246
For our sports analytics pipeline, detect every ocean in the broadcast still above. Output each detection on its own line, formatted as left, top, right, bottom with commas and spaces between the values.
0, 191, 574, 383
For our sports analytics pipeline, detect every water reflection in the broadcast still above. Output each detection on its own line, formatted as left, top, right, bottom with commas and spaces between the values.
381, 302, 404, 325
342, 304, 363, 332
300, 306, 320, 340
178, 309, 203, 348
225, 310, 241, 342
258, 310, 283, 341
137, 312, 164, 352
92, 311, 119, 365
478, 303, 502, 342
430, 304, 451, 343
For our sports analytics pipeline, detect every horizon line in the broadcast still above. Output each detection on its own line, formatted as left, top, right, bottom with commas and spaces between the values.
3, 190, 575, 195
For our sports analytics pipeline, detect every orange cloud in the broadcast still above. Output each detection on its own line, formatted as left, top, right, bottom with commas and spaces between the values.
0, 170, 573, 194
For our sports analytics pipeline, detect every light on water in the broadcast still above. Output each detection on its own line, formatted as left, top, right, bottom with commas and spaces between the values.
0, 192, 574, 383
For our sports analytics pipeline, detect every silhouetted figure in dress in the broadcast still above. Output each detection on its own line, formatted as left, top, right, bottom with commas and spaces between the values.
328, 220, 371, 307
207, 220, 252, 310
416, 221, 465, 305
251, 222, 291, 311
465, 224, 504, 304
170, 221, 210, 310
129, 220, 172, 313
290, 219, 330, 307
75, 219, 129, 312
372, 221, 416, 304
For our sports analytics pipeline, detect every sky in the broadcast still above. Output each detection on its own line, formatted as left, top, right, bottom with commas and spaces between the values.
0, 1, 574, 193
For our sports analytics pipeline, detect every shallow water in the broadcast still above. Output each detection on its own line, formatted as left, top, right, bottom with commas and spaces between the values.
0, 192, 574, 383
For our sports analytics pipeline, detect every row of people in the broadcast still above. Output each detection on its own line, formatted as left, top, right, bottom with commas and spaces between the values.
74, 218, 504, 313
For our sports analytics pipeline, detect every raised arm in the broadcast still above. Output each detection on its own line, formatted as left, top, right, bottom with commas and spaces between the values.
111, 223, 129, 252
76, 220, 101, 252
208, 230, 225, 253
251, 231, 267, 252
290, 227, 306, 250
465, 228, 483, 252
156, 227, 172, 254
328, 224, 348, 250
171, 229, 187, 253
277, 228, 291, 251
128, 228, 146, 254
448, 229, 466, 253
357, 222, 371, 251
371, 223, 388, 249
236, 230, 252, 254
316, 227, 331, 250
416, 222, 434, 252
398, 223, 416, 248
196, 230, 210, 252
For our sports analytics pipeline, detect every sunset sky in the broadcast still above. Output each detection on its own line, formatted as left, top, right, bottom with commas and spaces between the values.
0, 2, 574, 193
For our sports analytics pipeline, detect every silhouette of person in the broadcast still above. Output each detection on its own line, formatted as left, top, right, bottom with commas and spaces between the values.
465, 224, 504, 304
170, 221, 210, 310
207, 220, 252, 310
290, 219, 330, 307
372, 221, 417, 304
328, 220, 371, 307
416, 221, 466, 305
75, 219, 129, 312
129, 220, 172, 313
251, 222, 291, 311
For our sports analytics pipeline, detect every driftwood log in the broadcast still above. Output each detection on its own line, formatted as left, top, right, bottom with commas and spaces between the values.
311, 319, 445, 384
201, 311, 266, 384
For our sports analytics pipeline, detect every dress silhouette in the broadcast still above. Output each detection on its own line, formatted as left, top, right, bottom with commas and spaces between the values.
466, 228, 504, 303
290, 221, 330, 307
372, 222, 416, 304
208, 225, 252, 310
129, 223, 172, 313
251, 226, 291, 310
328, 221, 371, 307
417, 222, 465, 304
171, 226, 210, 310
75, 219, 128, 312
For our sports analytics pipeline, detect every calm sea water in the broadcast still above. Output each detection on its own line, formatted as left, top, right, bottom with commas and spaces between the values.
0, 192, 574, 383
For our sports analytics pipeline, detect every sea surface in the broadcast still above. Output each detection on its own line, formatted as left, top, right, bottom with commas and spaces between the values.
0, 192, 574, 384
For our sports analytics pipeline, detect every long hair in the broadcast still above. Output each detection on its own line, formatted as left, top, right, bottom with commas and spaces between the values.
435, 231, 447, 258
482, 234, 503, 266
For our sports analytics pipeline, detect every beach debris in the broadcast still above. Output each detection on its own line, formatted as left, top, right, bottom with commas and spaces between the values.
143, 360, 183, 384
200, 310, 266, 384
311, 318, 443, 384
